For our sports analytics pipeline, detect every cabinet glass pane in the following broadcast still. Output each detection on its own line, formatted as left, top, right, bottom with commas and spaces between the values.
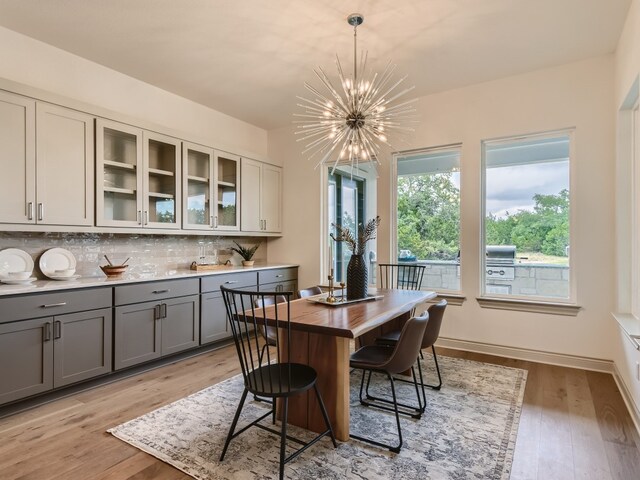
186, 149, 211, 226
103, 128, 138, 222
147, 140, 176, 224
217, 156, 237, 227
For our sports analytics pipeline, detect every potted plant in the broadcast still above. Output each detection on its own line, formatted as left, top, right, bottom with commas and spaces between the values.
332, 216, 381, 299
230, 241, 260, 267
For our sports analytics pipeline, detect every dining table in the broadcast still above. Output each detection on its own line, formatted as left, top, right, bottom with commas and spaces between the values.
258, 287, 436, 441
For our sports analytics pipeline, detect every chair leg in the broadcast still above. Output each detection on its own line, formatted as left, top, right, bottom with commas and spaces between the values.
416, 356, 427, 411
359, 369, 367, 404
388, 373, 403, 453
220, 387, 249, 461
279, 397, 288, 480
410, 366, 424, 414
314, 384, 338, 448
425, 345, 442, 390
361, 368, 422, 418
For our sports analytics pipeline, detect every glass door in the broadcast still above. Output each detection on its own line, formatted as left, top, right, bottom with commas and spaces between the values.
96, 119, 143, 227
183, 142, 214, 230
143, 132, 181, 229
213, 151, 240, 230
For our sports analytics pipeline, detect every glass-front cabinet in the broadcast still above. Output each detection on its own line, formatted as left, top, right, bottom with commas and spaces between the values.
182, 145, 239, 231
96, 119, 180, 229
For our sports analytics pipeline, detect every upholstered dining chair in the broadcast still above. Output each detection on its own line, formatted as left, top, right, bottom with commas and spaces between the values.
297, 285, 323, 298
378, 263, 426, 291
220, 286, 337, 480
349, 312, 429, 453
375, 299, 448, 409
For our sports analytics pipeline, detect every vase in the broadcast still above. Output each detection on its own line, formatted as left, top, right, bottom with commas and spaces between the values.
346, 253, 368, 300
242, 260, 254, 267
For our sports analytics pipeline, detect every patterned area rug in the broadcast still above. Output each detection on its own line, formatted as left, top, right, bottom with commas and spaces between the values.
109, 354, 526, 479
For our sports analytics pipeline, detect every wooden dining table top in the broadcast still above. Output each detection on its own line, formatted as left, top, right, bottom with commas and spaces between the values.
257, 288, 436, 338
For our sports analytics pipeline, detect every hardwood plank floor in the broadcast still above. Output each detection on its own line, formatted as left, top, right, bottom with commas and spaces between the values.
0, 345, 639, 479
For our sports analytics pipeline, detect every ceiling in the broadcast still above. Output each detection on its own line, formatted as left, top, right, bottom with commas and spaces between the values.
0, 0, 631, 130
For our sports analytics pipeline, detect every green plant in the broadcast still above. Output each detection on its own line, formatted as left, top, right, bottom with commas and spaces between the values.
230, 241, 259, 261
331, 216, 381, 255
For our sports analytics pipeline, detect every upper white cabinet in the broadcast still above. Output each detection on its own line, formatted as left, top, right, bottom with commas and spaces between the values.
241, 158, 282, 233
0, 91, 93, 226
182, 146, 240, 231
96, 119, 180, 229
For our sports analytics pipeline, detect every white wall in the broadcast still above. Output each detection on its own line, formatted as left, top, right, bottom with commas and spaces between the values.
269, 55, 616, 362
614, 0, 640, 420
0, 26, 268, 159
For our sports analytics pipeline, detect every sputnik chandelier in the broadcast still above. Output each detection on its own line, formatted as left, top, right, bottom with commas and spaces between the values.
295, 13, 417, 172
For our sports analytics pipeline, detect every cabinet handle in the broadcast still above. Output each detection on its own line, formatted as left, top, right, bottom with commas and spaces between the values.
154, 304, 161, 320
224, 281, 238, 284
161, 303, 167, 319
37, 203, 44, 221
214, 216, 218, 228
152, 289, 169, 294
43, 322, 52, 342
264, 219, 267, 231
137, 210, 142, 225
27, 202, 34, 221
54, 320, 62, 339
210, 215, 214, 228
41, 302, 67, 308
144, 210, 149, 225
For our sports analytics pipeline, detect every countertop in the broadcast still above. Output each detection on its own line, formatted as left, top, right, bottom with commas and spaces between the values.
0, 263, 299, 297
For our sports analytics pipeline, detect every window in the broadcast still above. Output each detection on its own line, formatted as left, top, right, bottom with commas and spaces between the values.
632, 101, 640, 317
393, 146, 461, 292
481, 131, 573, 302
327, 165, 377, 284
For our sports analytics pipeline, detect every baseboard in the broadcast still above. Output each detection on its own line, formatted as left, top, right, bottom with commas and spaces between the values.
612, 363, 640, 437
437, 337, 614, 373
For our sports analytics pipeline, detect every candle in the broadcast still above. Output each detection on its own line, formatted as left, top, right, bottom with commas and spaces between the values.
329, 240, 333, 276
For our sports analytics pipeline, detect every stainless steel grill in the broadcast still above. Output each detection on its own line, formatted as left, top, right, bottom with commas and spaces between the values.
486, 245, 516, 280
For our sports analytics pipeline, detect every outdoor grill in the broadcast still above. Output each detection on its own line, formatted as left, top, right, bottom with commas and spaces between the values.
485, 245, 516, 281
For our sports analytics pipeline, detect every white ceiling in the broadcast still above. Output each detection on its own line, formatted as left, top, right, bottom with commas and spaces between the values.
0, 0, 631, 130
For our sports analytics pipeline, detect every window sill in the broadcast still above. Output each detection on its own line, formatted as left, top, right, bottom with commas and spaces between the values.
432, 293, 466, 306
476, 296, 581, 316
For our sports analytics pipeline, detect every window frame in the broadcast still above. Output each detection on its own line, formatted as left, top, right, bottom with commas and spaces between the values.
391, 143, 463, 295
479, 129, 578, 306
632, 101, 640, 318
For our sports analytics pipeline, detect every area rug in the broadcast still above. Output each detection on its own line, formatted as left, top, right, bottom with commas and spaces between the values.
108, 354, 527, 479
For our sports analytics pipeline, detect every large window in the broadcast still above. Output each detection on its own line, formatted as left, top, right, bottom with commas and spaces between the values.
482, 132, 573, 301
393, 146, 461, 292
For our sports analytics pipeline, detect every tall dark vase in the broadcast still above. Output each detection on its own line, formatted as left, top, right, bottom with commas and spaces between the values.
346, 253, 368, 300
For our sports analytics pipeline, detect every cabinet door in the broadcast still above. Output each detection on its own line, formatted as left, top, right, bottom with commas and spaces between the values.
53, 308, 112, 388
36, 103, 94, 226
143, 131, 181, 229
261, 164, 282, 232
200, 292, 230, 344
96, 119, 144, 227
0, 318, 53, 405
161, 295, 200, 356
114, 301, 161, 370
214, 151, 240, 231
183, 142, 214, 230
240, 158, 262, 231
0, 91, 36, 224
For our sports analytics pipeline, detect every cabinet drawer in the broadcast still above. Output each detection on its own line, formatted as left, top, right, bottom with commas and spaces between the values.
201, 272, 257, 293
0, 288, 112, 324
114, 278, 199, 306
258, 268, 297, 285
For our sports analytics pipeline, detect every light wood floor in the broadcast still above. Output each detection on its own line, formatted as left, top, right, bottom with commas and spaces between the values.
1, 345, 639, 480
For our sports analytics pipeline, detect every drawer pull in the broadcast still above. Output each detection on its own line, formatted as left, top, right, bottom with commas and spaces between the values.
224, 281, 238, 284
42, 302, 67, 308
152, 289, 170, 294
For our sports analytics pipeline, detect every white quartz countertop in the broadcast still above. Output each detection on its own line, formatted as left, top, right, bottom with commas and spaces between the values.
0, 263, 299, 297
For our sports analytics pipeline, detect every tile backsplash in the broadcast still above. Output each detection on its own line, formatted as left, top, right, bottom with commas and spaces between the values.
0, 233, 268, 278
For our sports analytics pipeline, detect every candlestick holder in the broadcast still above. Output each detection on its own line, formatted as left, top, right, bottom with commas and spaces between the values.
326, 271, 338, 303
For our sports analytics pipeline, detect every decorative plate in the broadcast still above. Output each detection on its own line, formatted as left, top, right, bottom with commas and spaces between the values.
0, 248, 34, 277
0, 276, 37, 285
39, 248, 77, 279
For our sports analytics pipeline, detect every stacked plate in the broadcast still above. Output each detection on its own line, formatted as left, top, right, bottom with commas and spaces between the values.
0, 248, 36, 285
40, 248, 80, 280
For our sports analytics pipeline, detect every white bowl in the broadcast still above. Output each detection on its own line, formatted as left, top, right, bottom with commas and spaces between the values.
8, 271, 31, 280
54, 268, 76, 277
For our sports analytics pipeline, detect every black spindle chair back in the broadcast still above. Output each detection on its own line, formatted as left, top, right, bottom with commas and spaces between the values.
378, 263, 426, 291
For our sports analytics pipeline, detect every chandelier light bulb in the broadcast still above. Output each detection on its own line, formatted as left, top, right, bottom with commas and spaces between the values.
294, 12, 418, 173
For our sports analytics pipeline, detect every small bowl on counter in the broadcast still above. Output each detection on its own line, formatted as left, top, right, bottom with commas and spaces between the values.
7, 271, 32, 280
100, 264, 128, 277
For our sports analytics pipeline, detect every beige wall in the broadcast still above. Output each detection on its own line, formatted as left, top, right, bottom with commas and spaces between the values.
0, 26, 268, 159
614, 0, 640, 421
269, 55, 616, 361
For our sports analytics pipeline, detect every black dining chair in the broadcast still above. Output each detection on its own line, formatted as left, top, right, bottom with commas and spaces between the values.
375, 299, 448, 410
219, 286, 337, 480
349, 312, 429, 453
378, 263, 426, 291
297, 285, 323, 298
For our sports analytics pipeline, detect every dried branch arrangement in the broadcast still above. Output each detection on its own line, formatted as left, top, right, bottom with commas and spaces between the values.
331, 216, 381, 255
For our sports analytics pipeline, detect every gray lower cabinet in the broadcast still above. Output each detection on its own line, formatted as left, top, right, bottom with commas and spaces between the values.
257, 267, 298, 295
0, 306, 112, 405
200, 292, 228, 344
114, 291, 200, 370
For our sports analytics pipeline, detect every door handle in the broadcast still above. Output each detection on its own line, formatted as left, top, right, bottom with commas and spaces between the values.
54, 320, 62, 339
37, 203, 44, 221
43, 322, 52, 342
161, 303, 167, 319
27, 202, 34, 221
